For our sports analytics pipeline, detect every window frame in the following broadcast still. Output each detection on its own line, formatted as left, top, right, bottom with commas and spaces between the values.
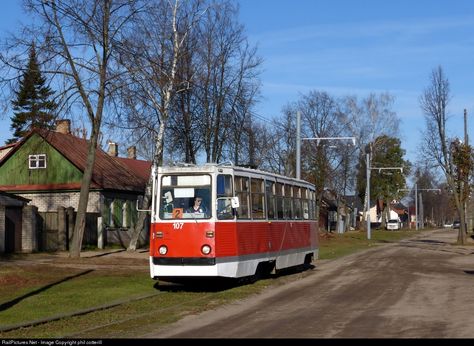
29, 154, 47, 169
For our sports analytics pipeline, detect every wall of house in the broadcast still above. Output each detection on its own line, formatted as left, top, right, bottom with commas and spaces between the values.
21, 205, 38, 253
0, 133, 83, 186
16, 191, 101, 213
0, 205, 4, 253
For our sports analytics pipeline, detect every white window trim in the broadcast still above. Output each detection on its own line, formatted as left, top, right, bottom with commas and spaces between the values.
29, 154, 47, 169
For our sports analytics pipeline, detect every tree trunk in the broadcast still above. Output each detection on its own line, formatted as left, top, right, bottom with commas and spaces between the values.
69, 127, 100, 258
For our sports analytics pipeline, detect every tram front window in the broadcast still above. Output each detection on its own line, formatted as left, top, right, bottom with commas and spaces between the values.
160, 174, 211, 220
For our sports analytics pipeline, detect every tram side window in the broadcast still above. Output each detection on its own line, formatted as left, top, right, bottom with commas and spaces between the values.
217, 174, 233, 197
265, 180, 275, 220
275, 183, 284, 219
235, 176, 250, 219
217, 174, 234, 219
310, 190, 316, 220
302, 188, 309, 220
284, 184, 292, 219
251, 178, 265, 219
293, 186, 302, 219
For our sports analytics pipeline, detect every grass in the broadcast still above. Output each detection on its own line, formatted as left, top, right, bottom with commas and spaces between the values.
318, 228, 419, 260
0, 265, 154, 327
0, 228, 422, 338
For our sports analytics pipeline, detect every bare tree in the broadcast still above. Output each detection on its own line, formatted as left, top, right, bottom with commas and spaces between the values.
340, 92, 401, 229
419, 66, 471, 243
0, 0, 142, 257
192, 1, 262, 163
117, 0, 209, 251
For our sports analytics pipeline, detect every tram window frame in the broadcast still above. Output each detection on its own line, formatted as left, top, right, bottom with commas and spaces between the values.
302, 188, 310, 220
159, 174, 212, 220
217, 174, 234, 220
251, 178, 265, 219
283, 184, 292, 219
275, 182, 284, 219
293, 186, 302, 219
265, 180, 276, 220
234, 176, 250, 219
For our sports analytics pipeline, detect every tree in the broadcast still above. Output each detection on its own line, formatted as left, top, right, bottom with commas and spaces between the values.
357, 135, 409, 228
7, 43, 57, 144
111, 0, 261, 250
168, 0, 262, 164
419, 66, 472, 243
118, 0, 204, 251
341, 92, 401, 229
2, 0, 142, 257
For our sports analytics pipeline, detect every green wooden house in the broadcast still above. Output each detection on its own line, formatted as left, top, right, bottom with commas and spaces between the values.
0, 120, 151, 252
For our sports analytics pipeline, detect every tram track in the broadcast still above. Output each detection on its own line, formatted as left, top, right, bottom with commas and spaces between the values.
61, 292, 216, 338
0, 292, 163, 334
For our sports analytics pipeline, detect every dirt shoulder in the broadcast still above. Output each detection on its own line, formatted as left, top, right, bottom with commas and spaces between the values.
1, 248, 150, 271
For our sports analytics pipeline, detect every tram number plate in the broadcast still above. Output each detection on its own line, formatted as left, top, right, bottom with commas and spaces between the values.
173, 222, 184, 230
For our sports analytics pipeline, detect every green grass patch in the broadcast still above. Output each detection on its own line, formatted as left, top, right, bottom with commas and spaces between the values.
319, 229, 418, 260
0, 268, 154, 327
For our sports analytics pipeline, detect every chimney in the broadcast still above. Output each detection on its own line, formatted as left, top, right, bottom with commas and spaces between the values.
55, 119, 71, 134
127, 146, 137, 159
107, 142, 118, 157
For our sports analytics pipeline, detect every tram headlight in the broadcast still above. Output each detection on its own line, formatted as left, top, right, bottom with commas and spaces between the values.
158, 245, 168, 255
201, 244, 212, 255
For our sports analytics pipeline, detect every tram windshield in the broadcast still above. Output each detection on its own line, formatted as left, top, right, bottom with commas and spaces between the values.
159, 174, 211, 219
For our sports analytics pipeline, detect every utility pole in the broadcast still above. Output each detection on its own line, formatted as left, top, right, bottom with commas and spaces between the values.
464, 109, 469, 232
399, 186, 440, 230
419, 192, 424, 229
296, 111, 301, 180
415, 183, 418, 230
366, 148, 371, 239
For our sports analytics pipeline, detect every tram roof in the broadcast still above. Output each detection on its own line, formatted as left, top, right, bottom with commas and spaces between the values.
158, 163, 315, 188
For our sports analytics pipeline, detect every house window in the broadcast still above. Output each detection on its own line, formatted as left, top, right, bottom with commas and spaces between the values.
29, 154, 47, 169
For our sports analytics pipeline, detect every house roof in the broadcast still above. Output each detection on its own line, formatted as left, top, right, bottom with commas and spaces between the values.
1, 129, 151, 192
0, 190, 30, 207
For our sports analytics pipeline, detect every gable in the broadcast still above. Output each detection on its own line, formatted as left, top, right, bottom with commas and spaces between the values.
0, 133, 83, 187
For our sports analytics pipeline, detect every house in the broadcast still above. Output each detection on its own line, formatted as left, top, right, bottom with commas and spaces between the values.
0, 142, 16, 162
362, 199, 408, 228
0, 120, 151, 253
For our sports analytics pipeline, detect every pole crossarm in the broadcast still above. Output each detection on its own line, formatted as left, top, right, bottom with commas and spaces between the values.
302, 136, 356, 146
397, 188, 441, 193
371, 167, 404, 173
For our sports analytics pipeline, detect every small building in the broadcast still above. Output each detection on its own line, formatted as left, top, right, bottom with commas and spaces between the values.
0, 191, 33, 253
0, 120, 151, 252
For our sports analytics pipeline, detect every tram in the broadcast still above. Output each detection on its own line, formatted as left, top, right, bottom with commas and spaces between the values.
149, 163, 319, 281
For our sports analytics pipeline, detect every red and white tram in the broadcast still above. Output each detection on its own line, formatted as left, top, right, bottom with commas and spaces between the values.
149, 163, 319, 281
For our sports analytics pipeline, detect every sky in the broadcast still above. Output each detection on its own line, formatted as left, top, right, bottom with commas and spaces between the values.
236, 0, 474, 164
1, 0, 474, 165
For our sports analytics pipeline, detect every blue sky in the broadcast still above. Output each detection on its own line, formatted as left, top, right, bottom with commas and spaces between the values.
1, 0, 474, 165
237, 0, 474, 163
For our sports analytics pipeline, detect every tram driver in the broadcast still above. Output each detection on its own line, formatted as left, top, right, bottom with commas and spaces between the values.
186, 196, 209, 217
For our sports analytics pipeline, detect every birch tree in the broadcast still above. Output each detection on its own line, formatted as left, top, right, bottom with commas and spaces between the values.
122, 0, 206, 251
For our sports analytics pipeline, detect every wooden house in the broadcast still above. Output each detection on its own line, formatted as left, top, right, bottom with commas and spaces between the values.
0, 120, 151, 252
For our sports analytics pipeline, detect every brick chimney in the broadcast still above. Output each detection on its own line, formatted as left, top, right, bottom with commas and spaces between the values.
55, 119, 71, 134
127, 146, 137, 159
107, 142, 118, 157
